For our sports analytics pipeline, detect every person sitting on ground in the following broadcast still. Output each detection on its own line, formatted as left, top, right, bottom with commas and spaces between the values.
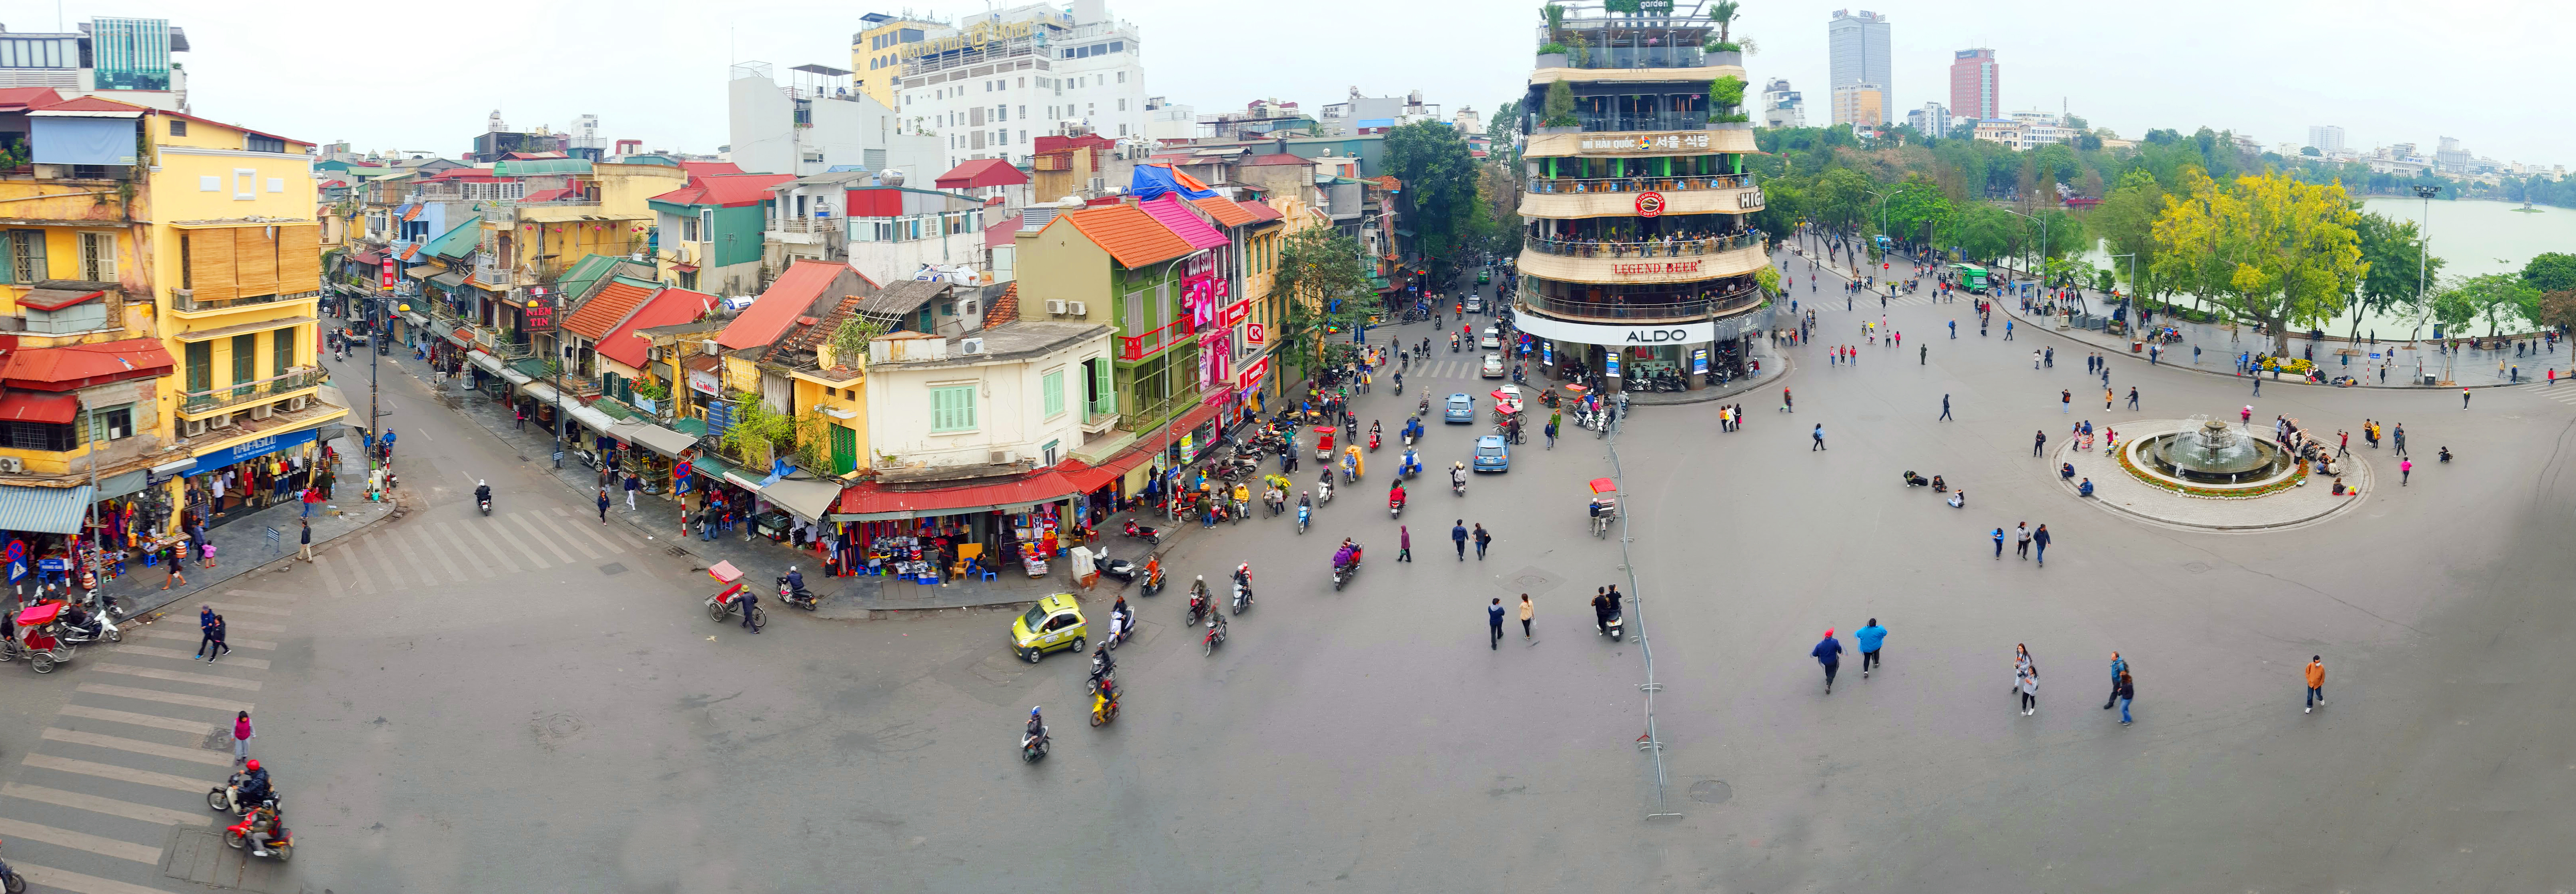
2060, 462, 2076, 480
2077, 478, 2095, 497
1947, 489, 1966, 509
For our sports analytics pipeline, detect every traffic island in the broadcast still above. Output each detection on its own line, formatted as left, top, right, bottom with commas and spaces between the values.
2052, 418, 2374, 531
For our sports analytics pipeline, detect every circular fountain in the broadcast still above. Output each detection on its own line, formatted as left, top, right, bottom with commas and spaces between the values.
2123, 416, 2299, 495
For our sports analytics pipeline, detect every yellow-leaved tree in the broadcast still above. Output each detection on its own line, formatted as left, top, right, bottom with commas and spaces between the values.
2152, 169, 2366, 354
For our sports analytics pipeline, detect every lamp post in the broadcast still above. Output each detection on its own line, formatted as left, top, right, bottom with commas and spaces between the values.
2103, 252, 2139, 320
2412, 184, 2442, 384
1865, 184, 1926, 295
1999, 206, 2053, 295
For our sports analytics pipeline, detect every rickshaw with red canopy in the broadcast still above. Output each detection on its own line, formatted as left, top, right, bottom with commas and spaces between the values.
6, 601, 75, 673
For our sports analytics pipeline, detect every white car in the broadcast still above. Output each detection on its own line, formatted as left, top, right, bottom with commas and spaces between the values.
1465, 295, 1485, 313
1479, 327, 1501, 349
1480, 354, 1506, 378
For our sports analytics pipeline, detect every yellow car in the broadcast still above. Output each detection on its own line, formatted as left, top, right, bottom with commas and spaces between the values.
1010, 593, 1088, 663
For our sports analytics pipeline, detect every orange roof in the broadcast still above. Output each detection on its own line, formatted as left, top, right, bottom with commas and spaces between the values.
1367, 176, 1402, 191
651, 173, 796, 208
0, 337, 175, 389
596, 288, 713, 369
1058, 203, 1195, 269
1190, 196, 1256, 228
982, 282, 1018, 330
563, 279, 659, 341
722, 260, 848, 350
0, 87, 63, 111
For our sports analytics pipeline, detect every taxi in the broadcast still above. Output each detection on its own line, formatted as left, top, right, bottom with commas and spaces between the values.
1009, 593, 1089, 663
1443, 393, 1476, 423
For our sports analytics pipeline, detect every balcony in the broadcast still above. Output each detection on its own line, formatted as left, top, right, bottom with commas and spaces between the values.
473, 264, 515, 288
170, 289, 323, 315
1518, 231, 1768, 285
1521, 174, 1762, 219
1116, 315, 1197, 361
180, 367, 327, 417
1519, 285, 1765, 324
766, 217, 844, 245
1525, 125, 1758, 158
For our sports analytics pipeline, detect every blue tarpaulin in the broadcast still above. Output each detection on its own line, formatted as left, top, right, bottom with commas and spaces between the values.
1130, 164, 1215, 201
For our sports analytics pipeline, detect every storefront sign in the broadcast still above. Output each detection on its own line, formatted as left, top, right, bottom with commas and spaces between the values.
190, 427, 321, 472
1635, 191, 1666, 218
1245, 322, 1264, 345
1692, 348, 1709, 375
1542, 341, 1554, 366
1610, 260, 1703, 276
1237, 356, 1269, 391
1575, 132, 1712, 153
1220, 298, 1251, 328
379, 259, 396, 289
688, 369, 722, 396
523, 294, 555, 330
1514, 315, 1720, 347
1605, 353, 1621, 378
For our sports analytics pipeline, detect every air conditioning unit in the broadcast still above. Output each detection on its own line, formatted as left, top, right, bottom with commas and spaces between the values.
183, 417, 206, 437
0, 457, 23, 473
960, 337, 987, 355
249, 403, 275, 421
287, 395, 311, 412
989, 449, 1018, 465
1044, 299, 1066, 315
1066, 301, 1086, 316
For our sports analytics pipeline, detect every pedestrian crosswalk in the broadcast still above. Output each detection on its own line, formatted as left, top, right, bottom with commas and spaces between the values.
1396, 357, 1510, 381
306, 506, 653, 594
0, 586, 300, 892
2529, 382, 2576, 405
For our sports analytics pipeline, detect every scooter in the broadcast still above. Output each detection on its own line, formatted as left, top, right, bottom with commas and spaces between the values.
1087, 652, 1114, 694
478, 495, 491, 516
1097, 552, 1139, 583
1297, 504, 1311, 534
1022, 726, 1051, 762
776, 576, 818, 611
224, 816, 292, 861
55, 612, 120, 646
1367, 431, 1381, 452
1231, 581, 1253, 615
1141, 565, 1165, 596
1389, 494, 1404, 519
207, 772, 279, 817
0, 839, 22, 894
1331, 557, 1360, 591
1203, 617, 1227, 655
1599, 610, 1625, 641
1121, 519, 1161, 544
1089, 679, 1121, 726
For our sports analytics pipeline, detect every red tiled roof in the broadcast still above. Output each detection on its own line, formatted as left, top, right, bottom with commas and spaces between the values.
0, 87, 62, 111
838, 470, 1086, 516
563, 279, 658, 341
0, 337, 176, 390
678, 161, 747, 177
722, 260, 849, 350
935, 158, 1029, 189
1237, 200, 1284, 222
1058, 203, 1195, 268
982, 282, 1018, 330
596, 288, 713, 369
651, 173, 796, 208
27, 95, 147, 116
1190, 196, 1256, 227
1032, 134, 1117, 154
522, 187, 578, 202
1367, 176, 1402, 191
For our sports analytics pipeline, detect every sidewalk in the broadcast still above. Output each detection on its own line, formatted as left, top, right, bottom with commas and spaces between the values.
102, 438, 400, 621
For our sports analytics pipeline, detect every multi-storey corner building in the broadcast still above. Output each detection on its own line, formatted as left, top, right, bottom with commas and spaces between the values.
1949, 48, 1998, 122
890, 0, 1149, 170
1519, 4, 1773, 389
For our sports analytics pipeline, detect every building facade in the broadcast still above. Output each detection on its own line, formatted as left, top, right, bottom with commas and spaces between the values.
1826, 10, 1890, 126
1760, 78, 1805, 130
1521, 10, 1772, 391
1906, 102, 1949, 139
1949, 48, 1998, 122
890, 0, 1148, 170
725, 61, 941, 180
1830, 83, 1886, 128
0, 17, 190, 112
2306, 125, 2345, 155
851, 13, 946, 108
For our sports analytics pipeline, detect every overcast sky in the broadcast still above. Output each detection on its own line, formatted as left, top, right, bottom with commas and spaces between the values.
49, 0, 2566, 168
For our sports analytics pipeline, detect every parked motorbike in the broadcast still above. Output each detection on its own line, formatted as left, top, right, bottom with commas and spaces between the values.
776, 576, 818, 611
1121, 519, 1161, 544
55, 611, 119, 646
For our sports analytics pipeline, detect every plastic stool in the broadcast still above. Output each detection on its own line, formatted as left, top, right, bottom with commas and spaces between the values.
976, 569, 998, 581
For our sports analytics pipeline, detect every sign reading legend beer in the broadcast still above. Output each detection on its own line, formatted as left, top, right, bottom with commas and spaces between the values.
1610, 260, 1703, 276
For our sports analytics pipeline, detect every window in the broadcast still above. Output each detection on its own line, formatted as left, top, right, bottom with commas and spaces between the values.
1042, 369, 1066, 419
930, 385, 977, 431
273, 325, 296, 376
233, 168, 256, 200
996, 106, 1007, 122
86, 403, 134, 443
680, 213, 700, 242
78, 232, 114, 282
1117, 70, 1127, 83
231, 333, 257, 387
6, 229, 46, 284
1118, 98, 1127, 112
185, 341, 211, 393
698, 210, 714, 242
247, 134, 286, 154
2, 421, 76, 452
71, 164, 107, 179
1087, 358, 1114, 415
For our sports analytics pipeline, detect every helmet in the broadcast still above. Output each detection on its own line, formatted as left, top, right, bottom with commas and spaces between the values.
1031, 706, 1042, 717
245, 759, 261, 772
788, 565, 797, 572
477, 479, 486, 486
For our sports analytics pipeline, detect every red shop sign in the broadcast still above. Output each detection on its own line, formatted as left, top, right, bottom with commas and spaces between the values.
379, 259, 396, 288
1635, 191, 1666, 218
1237, 356, 1269, 389
1245, 322, 1265, 345
1220, 298, 1251, 327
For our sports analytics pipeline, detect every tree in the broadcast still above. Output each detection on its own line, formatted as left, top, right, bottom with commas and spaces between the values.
2151, 167, 2253, 320
1489, 99, 1524, 148
2299, 146, 2322, 157
1710, 0, 1740, 42
1271, 228, 1375, 378
1810, 167, 1875, 237
2217, 172, 2367, 353
2523, 251, 2576, 294
2351, 212, 2439, 342
1944, 204, 2019, 261
1708, 75, 1749, 123
2538, 291, 2576, 333
1384, 120, 1481, 283
2451, 273, 2540, 335
1540, 79, 1576, 128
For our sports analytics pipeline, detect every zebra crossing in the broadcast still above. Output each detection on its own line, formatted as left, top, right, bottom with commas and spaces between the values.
2528, 381, 2576, 404
0, 588, 295, 893
305, 506, 654, 594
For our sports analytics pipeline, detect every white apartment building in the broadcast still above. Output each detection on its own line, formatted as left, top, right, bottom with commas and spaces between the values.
891, 0, 1148, 170
2306, 125, 2345, 155
1761, 78, 1806, 129
727, 61, 944, 178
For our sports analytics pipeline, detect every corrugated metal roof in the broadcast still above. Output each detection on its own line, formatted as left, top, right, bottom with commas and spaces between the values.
1138, 194, 1228, 250
0, 483, 94, 534
422, 215, 483, 259
491, 158, 593, 176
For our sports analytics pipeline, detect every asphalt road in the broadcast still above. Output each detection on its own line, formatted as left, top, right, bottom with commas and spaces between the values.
6, 267, 2575, 893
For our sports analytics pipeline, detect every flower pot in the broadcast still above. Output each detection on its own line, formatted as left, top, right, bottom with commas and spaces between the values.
1705, 51, 1744, 68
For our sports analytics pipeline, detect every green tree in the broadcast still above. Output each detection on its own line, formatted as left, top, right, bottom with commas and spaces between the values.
2090, 168, 2169, 303
1943, 204, 2019, 261
1540, 79, 1576, 128
2451, 273, 2541, 335
1384, 120, 1481, 283
1708, 75, 1749, 122
1271, 228, 1375, 378
2430, 279, 2478, 337
1810, 167, 1875, 237
2351, 212, 2440, 342
2523, 251, 2576, 294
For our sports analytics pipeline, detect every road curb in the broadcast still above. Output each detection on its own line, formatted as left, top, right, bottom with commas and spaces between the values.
123, 491, 414, 623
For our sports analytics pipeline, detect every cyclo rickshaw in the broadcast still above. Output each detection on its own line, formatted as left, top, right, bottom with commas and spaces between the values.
702, 560, 766, 631
6, 601, 77, 674
1313, 425, 1337, 462
1587, 477, 1618, 539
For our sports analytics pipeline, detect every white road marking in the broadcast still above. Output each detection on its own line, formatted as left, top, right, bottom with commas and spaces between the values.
56, 704, 218, 736
73, 683, 251, 714
93, 664, 263, 692
42, 727, 232, 766
1, 782, 212, 826
0, 816, 161, 864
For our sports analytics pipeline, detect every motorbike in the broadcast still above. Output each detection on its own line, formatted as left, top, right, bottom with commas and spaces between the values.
1121, 519, 1162, 544
1417, 398, 1431, 418
1230, 580, 1253, 614
1297, 503, 1311, 534
1097, 553, 1139, 583
1141, 565, 1165, 596
1601, 610, 1625, 641
1389, 493, 1405, 519
54, 611, 120, 646
1203, 616, 1227, 655
0, 840, 20, 894
224, 815, 293, 861
1367, 431, 1381, 452
1087, 652, 1115, 694
1451, 474, 1467, 497
478, 493, 491, 516
776, 576, 819, 611
208, 771, 279, 817
1332, 555, 1361, 591
1394, 379, 1404, 395
1090, 679, 1121, 726
1022, 726, 1051, 762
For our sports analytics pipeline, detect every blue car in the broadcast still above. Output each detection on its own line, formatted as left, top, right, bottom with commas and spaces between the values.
1472, 435, 1510, 472
1443, 393, 1475, 424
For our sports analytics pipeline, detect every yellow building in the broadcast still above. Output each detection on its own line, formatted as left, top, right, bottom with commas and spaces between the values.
0, 90, 339, 545
850, 14, 948, 108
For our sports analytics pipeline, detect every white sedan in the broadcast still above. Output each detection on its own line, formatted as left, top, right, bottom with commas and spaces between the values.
1479, 327, 1501, 349
1480, 354, 1506, 378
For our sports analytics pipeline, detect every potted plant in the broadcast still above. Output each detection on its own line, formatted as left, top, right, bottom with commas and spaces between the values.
1536, 4, 1572, 67
1536, 79, 1581, 134
1706, 75, 1752, 128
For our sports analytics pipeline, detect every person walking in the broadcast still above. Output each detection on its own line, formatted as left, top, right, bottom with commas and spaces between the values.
2033, 524, 2051, 566
1487, 598, 1506, 649
1397, 525, 1412, 562
2033, 349, 2043, 370
2401, 458, 2412, 485
1544, 419, 1558, 449
160, 540, 188, 590
623, 471, 641, 511
1811, 423, 1826, 451
1472, 523, 1492, 560
205, 614, 230, 663
1939, 395, 1953, 421
1855, 618, 1887, 677
1920, 344, 1927, 365
596, 487, 611, 523
2017, 663, 2039, 716
2392, 423, 2407, 457
231, 710, 254, 764
194, 605, 218, 658
1451, 520, 1469, 561
2126, 387, 2139, 410
2014, 523, 2031, 559
1992, 527, 2006, 559
2305, 655, 2326, 712
2462, 387, 2471, 409
2102, 651, 2129, 710
2113, 672, 2135, 725
2061, 389, 2072, 414
1518, 594, 1534, 639
1812, 628, 1844, 694
297, 518, 313, 563
2034, 430, 2047, 457
738, 585, 760, 633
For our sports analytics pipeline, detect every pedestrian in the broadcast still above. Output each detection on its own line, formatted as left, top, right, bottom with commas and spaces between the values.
1811, 423, 1826, 451
2061, 389, 2071, 413
1939, 394, 1953, 421
2033, 349, 2042, 370
1855, 618, 1887, 677
2033, 429, 2047, 457
2304, 655, 2326, 712
2126, 387, 2139, 410
2337, 430, 2350, 458
200, 538, 218, 570
623, 471, 641, 510
1518, 594, 1534, 639
1472, 523, 1491, 560
205, 614, 230, 662
2102, 651, 2129, 709
2033, 525, 2051, 566
2393, 423, 2407, 457
2017, 664, 2039, 716
232, 710, 253, 763
597, 487, 611, 523
1919, 345, 1926, 365
738, 583, 760, 633
1488, 598, 1506, 649
2400, 458, 2411, 485
1812, 628, 1844, 693
1544, 420, 1558, 449
1451, 520, 1468, 561
2114, 672, 2135, 725
1398, 525, 1412, 562
1992, 527, 2006, 559
297, 518, 313, 563
194, 605, 217, 657
158, 541, 188, 590
2014, 522, 2031, 559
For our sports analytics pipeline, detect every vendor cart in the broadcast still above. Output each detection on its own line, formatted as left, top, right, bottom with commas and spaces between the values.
1586, 477, 1619, 539
8, 602, 74, 674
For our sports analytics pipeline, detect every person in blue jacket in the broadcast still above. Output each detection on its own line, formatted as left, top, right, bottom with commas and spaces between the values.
1811, 629, 1844, 694
1854, 619, 1888, 678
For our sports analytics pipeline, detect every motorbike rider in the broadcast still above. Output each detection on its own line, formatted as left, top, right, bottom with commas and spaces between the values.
1389, 479, 1407, 510
243, 802, 285, 856
474, 479, 491, 507
1025, 707, 1048, 748
235, 758, 275, 810
58, 601, 99, 640
1333, 539, 1357, 570
1450, 461, 1469, 491
783, 565, 806, 597
1317, 470, 1334, 502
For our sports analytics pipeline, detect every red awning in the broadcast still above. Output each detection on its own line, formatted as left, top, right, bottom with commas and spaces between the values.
17, 287, 102, 312
837, 471, 1085, 517
0, 391, 78, 423
670, 263, 700, 273
1056, 445, 1157, 494
350, 249, 387, 266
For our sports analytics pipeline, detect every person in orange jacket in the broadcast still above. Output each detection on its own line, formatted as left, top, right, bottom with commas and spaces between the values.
2304, 656, 2326, 713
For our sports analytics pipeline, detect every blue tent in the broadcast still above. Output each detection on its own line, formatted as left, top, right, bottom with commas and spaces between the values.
1130, 164, 1216, 201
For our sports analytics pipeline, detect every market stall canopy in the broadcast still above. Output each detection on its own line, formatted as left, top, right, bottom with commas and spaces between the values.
0, 483, 94, 533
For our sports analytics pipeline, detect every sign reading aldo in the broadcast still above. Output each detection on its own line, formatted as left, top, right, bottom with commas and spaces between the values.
1510, 314, 1720, 347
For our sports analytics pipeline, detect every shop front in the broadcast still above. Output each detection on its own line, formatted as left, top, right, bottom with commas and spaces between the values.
178, 425, 335, 532
1516, 309, 1770, 391
832, 473, 1088, 582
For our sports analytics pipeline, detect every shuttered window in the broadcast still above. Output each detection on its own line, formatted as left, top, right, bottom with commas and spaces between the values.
7, 229, 45, 284
930, 385, 976, 432
234, 226, 278, 297
1041, 369, 1065, 419
1089, 358, 1114, 415
273, 324, 296, 376
274, 224, 319, 293
186, 228, 237, 301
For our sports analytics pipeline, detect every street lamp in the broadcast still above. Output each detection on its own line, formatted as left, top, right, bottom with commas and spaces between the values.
1864, 184, 1928, 293
1999, 206, 2053, 293
2413, 184, 2442, 384
2103, 252, 2139, 319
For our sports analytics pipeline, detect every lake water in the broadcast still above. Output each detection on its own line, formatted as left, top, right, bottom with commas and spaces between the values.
2080, 198, 2573, 338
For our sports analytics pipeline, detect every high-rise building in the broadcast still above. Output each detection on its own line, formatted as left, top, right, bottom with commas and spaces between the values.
1949, 48, 1997, 122
892, 0, 1147, 169
1831, 83, 1886, 128
0, 17, 191, 111
1906, 102, 1949, 139
1826, 10, 1890, 126
2305, 125, 2345, 155
851, 13, 948, 108
1516, 7, 1772, 391
1760, 78, 1805, 129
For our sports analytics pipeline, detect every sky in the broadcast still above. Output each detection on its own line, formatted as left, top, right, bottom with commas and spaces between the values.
45, 0, 2570, 169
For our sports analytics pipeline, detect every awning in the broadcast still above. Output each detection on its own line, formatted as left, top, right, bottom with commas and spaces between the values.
755, 477, 843, 522
833, 471, 1085, 521
568, 403, 619, 433
1056, 445, 1157, 494
613, 421, 698, 458
0, 483, 94, 534
18, 286, 104, 312
519, 382, 560, 404
0, 391, 78, 423
445, 326, 475, 347
175, 315, 319, 343
94, 468, 147, 500
400, 310, 429, 327
670, 263, 700, 273
499, 367, 531, 386
468, 351, 504, 374
429, 271, 468, 291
